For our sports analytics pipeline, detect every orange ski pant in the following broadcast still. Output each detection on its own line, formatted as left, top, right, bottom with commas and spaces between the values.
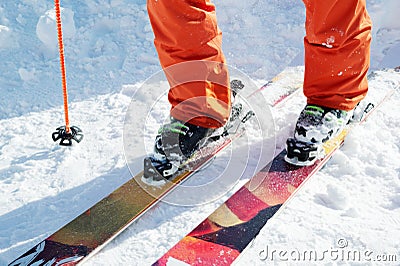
147, 0, 230, 128
147, 0, 372, 128
302, 0, 372, 111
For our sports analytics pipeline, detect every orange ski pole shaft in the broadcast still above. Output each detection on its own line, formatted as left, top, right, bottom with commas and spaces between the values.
55, 0, 70, 133
51, 1, 83, 146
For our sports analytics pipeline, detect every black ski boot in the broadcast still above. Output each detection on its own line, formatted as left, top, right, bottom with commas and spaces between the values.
144, 117, 218, 181
144, 79, 247, 181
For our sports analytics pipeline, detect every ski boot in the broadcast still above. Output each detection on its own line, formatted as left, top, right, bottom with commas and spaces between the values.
285, 104, 353, 166
143, 117, 221, 181
143, 80, 246, 181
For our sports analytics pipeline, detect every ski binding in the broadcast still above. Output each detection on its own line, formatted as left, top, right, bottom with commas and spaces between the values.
284, 138, 324, 166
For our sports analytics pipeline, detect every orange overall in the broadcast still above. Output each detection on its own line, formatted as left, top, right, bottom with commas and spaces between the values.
147, 0, 372, 128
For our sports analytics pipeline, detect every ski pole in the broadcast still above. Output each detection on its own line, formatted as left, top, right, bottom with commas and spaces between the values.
51, 0, 83, 146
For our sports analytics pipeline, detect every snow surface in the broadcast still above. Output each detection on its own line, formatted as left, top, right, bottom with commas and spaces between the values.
0, 0, 399, 265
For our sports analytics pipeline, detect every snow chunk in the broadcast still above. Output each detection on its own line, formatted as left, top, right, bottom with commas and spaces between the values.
322, 35, 335, 48
36, 7, 76, 53
0, 25, 12, 49
315, 184, 349, 210
18, 68, 36, 82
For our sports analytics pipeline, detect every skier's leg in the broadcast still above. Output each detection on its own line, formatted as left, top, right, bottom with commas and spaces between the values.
286, 0, 372, 165
302, 0, 372, 111
147, 0, 230, 128
145, 0, 232, 179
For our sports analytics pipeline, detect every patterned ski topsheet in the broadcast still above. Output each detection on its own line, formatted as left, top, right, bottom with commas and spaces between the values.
153, 146, 344, 266
8, 68, 303, 266
153, 70, 397, 266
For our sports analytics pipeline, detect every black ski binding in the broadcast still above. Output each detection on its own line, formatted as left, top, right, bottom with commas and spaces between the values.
52, 126, 84, 146
230, 103, 243, 122
143, 157, 179, 181
285, 137, 323, 166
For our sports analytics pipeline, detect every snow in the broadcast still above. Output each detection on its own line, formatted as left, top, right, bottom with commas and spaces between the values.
36, 7, 76, 55
0, 0, 399, 265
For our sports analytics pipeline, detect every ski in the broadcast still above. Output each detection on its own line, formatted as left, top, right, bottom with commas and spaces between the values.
152, 68, 398, 266
8, 68, 303, 266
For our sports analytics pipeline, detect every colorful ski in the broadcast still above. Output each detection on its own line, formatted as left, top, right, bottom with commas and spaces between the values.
8, 68, 303, 266
153, 69, 398, 266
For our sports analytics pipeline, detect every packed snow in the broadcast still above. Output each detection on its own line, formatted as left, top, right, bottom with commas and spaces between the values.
1, 0, 399, 265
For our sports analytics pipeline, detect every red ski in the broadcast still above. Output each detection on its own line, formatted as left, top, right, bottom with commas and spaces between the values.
153, 69, 397, 266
